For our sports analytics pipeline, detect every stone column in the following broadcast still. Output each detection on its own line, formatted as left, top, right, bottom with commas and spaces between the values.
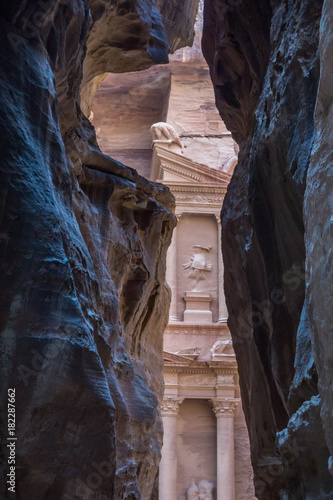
166, 217, 180, 322
159, 397, 184, 500
211, 399, 239, 500
215, 215, 228, 323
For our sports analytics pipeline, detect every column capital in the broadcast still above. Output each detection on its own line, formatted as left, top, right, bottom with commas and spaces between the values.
210, 399, 240, 417
161, 397, 184, 416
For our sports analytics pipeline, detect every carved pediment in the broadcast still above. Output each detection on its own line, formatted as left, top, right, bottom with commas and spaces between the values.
163, 350, 193, 365
150, 142, 231, 187
176, 347, 201, 360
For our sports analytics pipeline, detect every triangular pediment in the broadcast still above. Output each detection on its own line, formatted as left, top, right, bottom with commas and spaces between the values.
150, 142, 231, 188
163, 350, 193, 365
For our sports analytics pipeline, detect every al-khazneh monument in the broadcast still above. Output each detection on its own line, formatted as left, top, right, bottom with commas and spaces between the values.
91, 3, 256, 499
151, 128, 255, 500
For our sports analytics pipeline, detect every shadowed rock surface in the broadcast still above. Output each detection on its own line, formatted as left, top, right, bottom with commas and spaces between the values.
306, 0, 333, 474
0, 1, 199, 498
203, 0, 333, 498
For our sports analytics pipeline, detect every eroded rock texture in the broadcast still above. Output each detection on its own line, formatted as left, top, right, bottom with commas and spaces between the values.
0, 1, 192, 498
81, 0, 200, 116
203, 0, 333, 498
306, 0, 333, 472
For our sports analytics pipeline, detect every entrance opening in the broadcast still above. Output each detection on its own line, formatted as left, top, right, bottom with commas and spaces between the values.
177, 399, 217, 500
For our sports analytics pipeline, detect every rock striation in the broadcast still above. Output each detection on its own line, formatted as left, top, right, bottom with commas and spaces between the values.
0, 1, 198, 498
305, 0, 333, 476
203, 0, 333, 498
81, 0, 200, 117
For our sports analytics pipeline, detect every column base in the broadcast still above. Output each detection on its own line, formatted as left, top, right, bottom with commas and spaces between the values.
183, 292, 212, 324
184, 310, 213, 323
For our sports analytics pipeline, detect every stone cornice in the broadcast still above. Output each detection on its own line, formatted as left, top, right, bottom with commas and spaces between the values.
164, 323, 229, 335
210, 399, 240, 416
165, 185, 227, 211
161, 397, 184, 415
161, 162, 203, 182
164, 184, 226, 194
163, 364, 238, 375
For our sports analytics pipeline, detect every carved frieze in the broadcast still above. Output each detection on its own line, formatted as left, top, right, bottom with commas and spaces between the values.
164, 324, 229, 336
174, 194, 224, 204
178, 373, 216, 387
216, 374, 235, 386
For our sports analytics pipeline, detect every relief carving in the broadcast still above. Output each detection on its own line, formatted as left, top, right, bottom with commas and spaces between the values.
174, 194, 224, 204
150, 122, 183, 148
179, 374, 215, 386
211, 338, 235, 358
222, 140, 239, 174
210, 399, 239, 416
176, 347, 201, 360
217, 374, 235, 386
187, 481, 199, 500
183, 245, 212, 291
187, 479, 214, 500
160, 397, 184, 415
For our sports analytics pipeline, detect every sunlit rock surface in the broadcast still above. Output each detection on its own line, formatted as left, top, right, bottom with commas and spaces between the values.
0, 1, 193, 498
203, 0, 333, 498
81, 0, 200, 116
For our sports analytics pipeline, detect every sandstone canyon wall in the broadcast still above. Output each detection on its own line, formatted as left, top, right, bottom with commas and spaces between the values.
0, 1, 199, 498
203, 0, 333, 498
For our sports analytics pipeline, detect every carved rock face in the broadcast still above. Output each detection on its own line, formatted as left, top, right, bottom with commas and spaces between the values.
202, 0, 333, 498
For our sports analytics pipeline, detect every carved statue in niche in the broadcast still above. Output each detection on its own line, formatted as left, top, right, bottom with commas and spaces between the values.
186, 479, 214, 500
187, 481, 199, 500
150, 122, 183, 148
183, 245, 212, 291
